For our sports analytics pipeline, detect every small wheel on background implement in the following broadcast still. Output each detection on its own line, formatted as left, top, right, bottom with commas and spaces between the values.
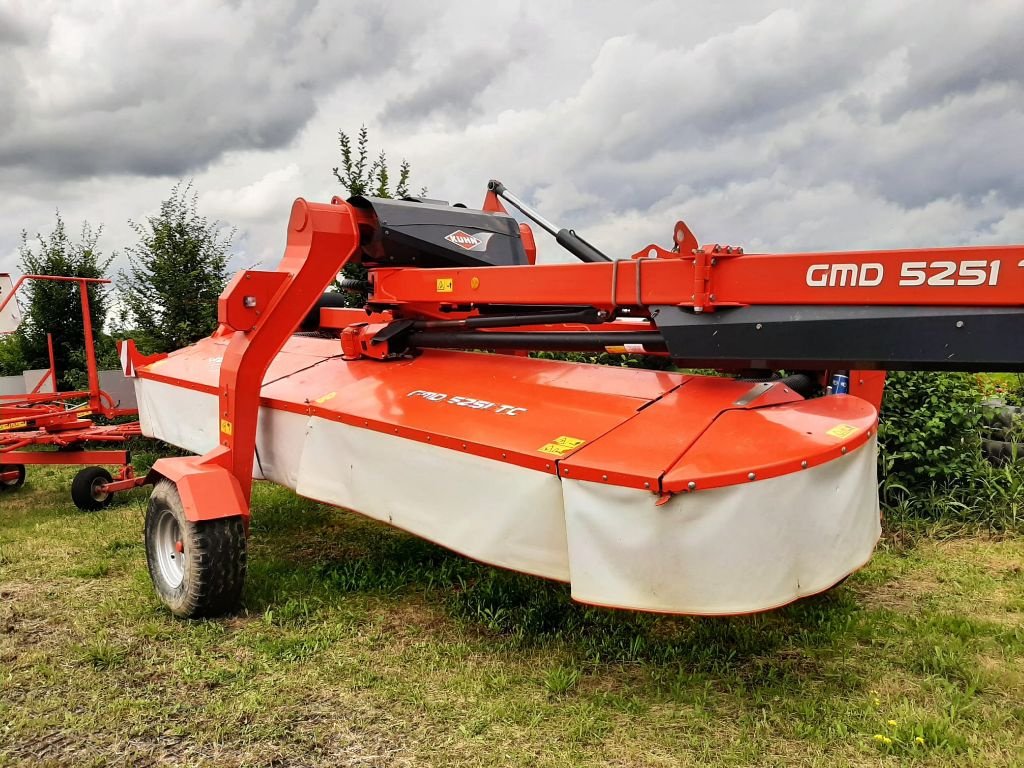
71, 466, 114, 511
144, 479, 247, 618
0, 464, 26, 491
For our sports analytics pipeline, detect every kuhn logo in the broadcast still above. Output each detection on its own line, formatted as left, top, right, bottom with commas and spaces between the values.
445, 230, 482, 250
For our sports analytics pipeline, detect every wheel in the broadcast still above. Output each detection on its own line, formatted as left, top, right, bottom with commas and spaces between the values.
0, 464, 26, 491
71, 466, 114, 511
144, 479, 247, 618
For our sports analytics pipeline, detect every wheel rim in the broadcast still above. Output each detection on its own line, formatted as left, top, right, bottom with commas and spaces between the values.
154, 509, 185, 589
91, 476, 109, 502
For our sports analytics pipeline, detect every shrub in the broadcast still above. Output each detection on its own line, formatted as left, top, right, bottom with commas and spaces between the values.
877, 372, 985, 491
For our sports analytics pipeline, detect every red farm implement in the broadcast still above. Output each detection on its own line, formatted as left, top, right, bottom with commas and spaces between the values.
111, 181, 1023, 618
0, 274, 145, 509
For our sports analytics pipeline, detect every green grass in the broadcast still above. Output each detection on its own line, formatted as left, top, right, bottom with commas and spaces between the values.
1, 466, 1023, 766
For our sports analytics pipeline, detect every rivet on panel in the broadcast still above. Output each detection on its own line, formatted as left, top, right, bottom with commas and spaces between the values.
602, 474, 608, 481
501, 453, 507, 459
687, 481, 697, 491
801, 460, 808, 469
841, 446, 848, 454
461, 443, 467, 449
748, 472, 756, 480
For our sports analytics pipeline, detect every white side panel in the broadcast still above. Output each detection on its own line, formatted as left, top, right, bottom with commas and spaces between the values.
253, 409, 308, 487
562, 436, 881, 614
135, 378, 308, 484
136, 379, 220, 455
295, 418, 571, 581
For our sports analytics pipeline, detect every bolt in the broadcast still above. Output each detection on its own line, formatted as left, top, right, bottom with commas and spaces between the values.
243, 296, 257, 308
726, 246, 733, 254
501, 452, 507, 459
713, 244, 721, 253
956, 320, 964, 328
748, 472, 756, 481
709, 294, 716, 301
461, 443, 467, 449
563, 468, 569, 475
644, 482, 651, 489
755, 323, 763, 330
545, 464, 551, 470
711, 257, 718, 266
801, 460, 808, 469
602, 474, 608, 481
687, 481, 697, 491
841, 446, 848, 454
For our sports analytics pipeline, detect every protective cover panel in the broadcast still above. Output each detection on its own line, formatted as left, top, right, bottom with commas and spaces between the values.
295, 418, 571, 580
562, 437, 880, 614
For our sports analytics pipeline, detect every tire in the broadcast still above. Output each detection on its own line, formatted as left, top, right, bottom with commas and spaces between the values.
0, 464, 26, 491
144, 479, 247, 618
71, 466, 114, 511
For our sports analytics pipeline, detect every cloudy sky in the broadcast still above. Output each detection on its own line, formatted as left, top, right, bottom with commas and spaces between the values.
2, 0, 1023, 278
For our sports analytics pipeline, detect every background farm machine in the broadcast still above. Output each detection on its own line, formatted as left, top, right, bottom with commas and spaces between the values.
0, 274, 144, 509
46, 180, 1024, 617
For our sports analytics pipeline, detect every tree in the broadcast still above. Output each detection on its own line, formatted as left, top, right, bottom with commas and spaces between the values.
15, 213, 113, 388
332, 126, 423, 305
118, 182, 233, 353
333, 125, 413, 198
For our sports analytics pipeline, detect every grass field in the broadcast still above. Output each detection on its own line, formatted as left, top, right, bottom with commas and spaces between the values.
2, 464, 1023, 767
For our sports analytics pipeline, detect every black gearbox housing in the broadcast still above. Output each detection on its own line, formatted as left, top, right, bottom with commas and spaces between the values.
351, 195, 528, 268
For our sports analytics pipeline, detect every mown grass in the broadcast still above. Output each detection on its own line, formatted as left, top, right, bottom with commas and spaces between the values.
1, 465, 1023, 766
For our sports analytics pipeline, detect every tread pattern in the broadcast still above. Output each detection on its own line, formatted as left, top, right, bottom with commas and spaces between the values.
145, 479, 248, 618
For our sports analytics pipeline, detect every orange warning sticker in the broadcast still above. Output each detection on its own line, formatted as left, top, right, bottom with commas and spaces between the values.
826, 424, 859, 439
538, 435, 586, 456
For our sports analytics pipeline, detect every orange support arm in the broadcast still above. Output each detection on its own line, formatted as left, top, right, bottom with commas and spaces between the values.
151, 198, 361, 521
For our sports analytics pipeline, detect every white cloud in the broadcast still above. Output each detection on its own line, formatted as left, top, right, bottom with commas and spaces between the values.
1, 0, 1022, 280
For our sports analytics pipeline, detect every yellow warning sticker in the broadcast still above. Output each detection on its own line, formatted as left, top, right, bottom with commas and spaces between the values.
315, 391, 337, 404
0, 420, 28, 431
436, 278, 453, 293
826, 423, 859, 439
220, 419, 233, 436
538, 435, 586, 456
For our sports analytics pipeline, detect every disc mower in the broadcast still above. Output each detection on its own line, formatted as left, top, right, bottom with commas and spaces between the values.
120, 182, 1024, 618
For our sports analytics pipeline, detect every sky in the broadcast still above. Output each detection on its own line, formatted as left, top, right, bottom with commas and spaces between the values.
2, 0, 1023, 278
